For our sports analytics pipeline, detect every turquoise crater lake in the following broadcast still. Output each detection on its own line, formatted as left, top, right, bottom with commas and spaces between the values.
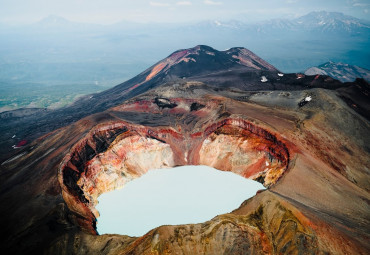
96, 165, 264, 236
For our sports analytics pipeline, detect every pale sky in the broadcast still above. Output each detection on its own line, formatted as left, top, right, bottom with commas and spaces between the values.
96, 165, 264, 236
0, 0, 369, 24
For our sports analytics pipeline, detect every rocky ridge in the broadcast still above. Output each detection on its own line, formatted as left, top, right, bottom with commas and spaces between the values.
305, 61, 370, 82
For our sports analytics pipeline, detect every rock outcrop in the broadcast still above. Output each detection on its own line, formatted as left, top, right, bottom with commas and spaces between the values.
305, 61, 370, 82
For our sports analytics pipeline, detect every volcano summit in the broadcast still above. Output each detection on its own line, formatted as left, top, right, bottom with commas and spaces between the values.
0, 45, 369, 254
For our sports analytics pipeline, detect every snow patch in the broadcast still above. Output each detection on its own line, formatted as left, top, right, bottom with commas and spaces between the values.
305, 96, 312, 102
261, 76, 268, 82
278, 73, 284, 77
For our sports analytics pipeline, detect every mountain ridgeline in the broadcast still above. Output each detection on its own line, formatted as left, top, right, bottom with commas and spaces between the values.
1, 45, 369, 161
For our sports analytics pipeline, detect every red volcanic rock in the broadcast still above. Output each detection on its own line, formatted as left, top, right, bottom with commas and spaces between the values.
58, 116, 291, 232
16, 139, 27, 147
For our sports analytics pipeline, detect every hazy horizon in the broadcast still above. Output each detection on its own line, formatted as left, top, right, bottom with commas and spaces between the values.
1, 0, 369, 25
1, 0, 369, 112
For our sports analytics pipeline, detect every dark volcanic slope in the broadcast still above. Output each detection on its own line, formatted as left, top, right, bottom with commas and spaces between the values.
0, 45, 369, 254
0, 45, 358, 162
0, 45, 277, 159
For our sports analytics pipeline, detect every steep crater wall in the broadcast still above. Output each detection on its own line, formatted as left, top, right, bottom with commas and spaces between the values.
58, 118, 290, 234
195, 119, 289, 187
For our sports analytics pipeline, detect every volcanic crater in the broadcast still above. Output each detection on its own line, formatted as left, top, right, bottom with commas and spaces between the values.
59, 110, 291, 234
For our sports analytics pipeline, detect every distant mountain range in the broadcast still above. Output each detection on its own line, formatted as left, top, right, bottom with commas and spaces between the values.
34, 11, 370, 35
305, 62, 370, 82
37, 15, 71, 27
195, 11, 370, 35
257, 11, 369, 33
